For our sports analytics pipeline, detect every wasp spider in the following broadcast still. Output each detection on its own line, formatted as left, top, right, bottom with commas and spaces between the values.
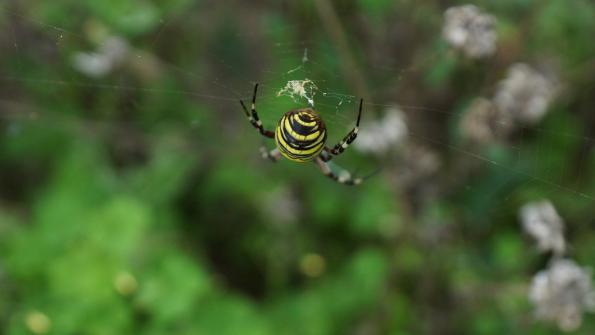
240, 83, 367, 185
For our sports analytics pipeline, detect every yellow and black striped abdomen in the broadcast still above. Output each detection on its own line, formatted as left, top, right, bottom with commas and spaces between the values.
275, 108, 327, 162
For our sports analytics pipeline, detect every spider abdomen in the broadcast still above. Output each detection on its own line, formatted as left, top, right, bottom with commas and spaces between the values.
275, 108, 327, 162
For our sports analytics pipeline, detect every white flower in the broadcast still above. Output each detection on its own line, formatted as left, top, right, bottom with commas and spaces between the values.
529, 259, 595, 332
519, 200, 565, 255
393, 143, 440, 188
354, 106, 408, 155
443, 5, 497, 58
72, 37, 130, 78
262, 187, 300, 226
494, 63, 557, 125
460, 97, 513, 143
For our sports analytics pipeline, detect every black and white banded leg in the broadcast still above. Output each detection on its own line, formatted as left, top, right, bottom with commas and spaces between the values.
326, 98, 363, 159
240, 83, 275, 139
314, 157, 363, 186
260, 146, 282, 162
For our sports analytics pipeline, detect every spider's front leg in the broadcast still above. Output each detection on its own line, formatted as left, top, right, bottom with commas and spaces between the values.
314, 156, 363, 186
240, 83, 275, 139
326, 98, 363, 160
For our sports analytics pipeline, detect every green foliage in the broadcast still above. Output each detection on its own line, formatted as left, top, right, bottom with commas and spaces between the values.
1, 0, 595, 334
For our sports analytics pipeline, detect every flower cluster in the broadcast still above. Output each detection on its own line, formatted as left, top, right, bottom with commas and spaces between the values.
494, 63, 558, 125
72, 37, 130, 78
354, 106, 408, 155
395, 143, 440, 188
461, 63, 558, 143
530, 259, 595, 332
262, 187, 300, 226
442, 5, 497, 58
520, 200, 595, 332
459, 97, 512, 144
519, 200, 565, 255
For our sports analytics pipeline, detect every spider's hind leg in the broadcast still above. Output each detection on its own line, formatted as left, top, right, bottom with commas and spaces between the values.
314, 156, 364, 186
320, 149, 333, 162
260, 146, 282, 162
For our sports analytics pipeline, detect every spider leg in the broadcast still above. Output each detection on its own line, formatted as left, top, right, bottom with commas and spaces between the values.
260, 146, 282, 162
319, 148, 333, 162
314, 156, 364, 186
327, 98, 363, 157
240, 83, 275, 139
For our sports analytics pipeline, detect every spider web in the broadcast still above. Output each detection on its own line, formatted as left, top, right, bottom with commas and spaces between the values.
0, 0, 594, 218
